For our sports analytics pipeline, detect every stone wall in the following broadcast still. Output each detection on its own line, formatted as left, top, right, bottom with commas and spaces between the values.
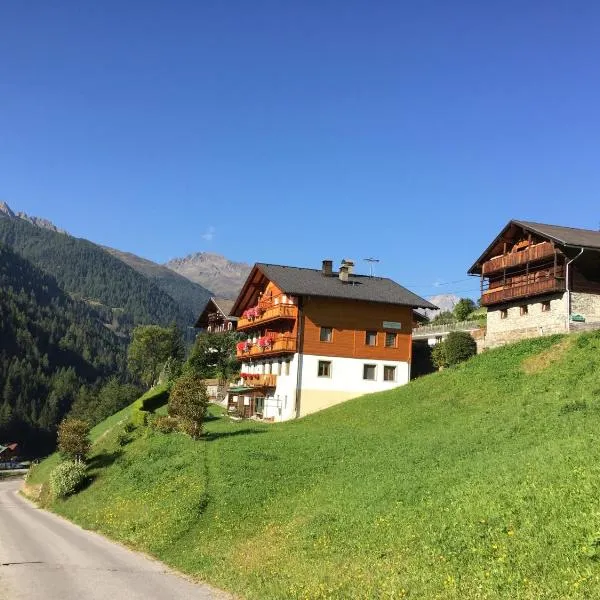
571, 292, 600, 324
485, 293, 568, 348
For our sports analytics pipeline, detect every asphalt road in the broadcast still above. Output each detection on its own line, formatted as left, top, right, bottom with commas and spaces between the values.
0, 478, 230, 600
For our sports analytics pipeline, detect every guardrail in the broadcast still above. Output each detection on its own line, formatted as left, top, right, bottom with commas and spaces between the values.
412, 320, 485, 337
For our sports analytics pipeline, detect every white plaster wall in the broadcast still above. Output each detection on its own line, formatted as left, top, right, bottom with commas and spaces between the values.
300, 354, 409, 395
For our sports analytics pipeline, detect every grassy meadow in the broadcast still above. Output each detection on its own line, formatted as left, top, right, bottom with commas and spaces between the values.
29, 332, 600, 599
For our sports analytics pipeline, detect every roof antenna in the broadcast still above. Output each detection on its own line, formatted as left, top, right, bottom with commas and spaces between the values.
363, 257, 380, 277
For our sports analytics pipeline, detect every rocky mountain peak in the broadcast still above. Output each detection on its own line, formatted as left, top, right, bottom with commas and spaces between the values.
165, 252, 252, 299
0, 201, 16, 218
0, 201, 67, 234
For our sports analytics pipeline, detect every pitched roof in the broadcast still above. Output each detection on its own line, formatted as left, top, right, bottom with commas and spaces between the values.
194, 297, 237, 328
212, 298, 235, 316
254, 263, 437, 309
514, 220, 600, 249
468, 220, 600, 274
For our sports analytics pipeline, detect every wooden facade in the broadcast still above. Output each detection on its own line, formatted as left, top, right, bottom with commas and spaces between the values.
301, 296, 412, 361
470, 221, 600, 308
228, 261, 435, 421
195, 298, 237, 333
476, 228, 566, 307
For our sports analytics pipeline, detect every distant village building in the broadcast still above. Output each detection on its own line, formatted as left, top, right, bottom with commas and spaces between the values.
469, 220, 600, 347
228, 260, 435, 421
194, 297, 237, 333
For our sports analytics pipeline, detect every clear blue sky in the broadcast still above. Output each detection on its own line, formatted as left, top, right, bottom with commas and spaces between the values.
2, 2, 600, 300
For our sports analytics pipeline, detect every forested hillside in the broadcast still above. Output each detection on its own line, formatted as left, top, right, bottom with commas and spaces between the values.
102, 246, 211, 319
0, 244, 128, 454
0, 217, 195, 331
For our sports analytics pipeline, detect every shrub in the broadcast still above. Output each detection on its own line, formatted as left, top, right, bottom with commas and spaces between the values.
57, 418, 91, 462
444, 331, 477, 366
123, 420, 136, 434
49, 460, 87, 499
131, 408, 148, 428
431, 342, 448, 369
152, 415, 180, 434
168, 372, 209, 439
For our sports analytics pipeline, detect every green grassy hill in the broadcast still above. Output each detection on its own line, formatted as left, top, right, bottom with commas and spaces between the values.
29, 333, 600, 599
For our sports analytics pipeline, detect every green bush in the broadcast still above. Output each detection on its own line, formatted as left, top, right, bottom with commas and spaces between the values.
151, 415, 180, 434
431, 342, 447, 369
168, 373, 209, 439
57, 418, 91, 461
444, 331, 477, 366
131, 408, 148, 428
49, 460, 87, 499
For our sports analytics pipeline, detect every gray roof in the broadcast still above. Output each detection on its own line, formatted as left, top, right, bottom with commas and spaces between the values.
212, 298, 235, 317
256, 263, 436, 309
515, 220, 600, 250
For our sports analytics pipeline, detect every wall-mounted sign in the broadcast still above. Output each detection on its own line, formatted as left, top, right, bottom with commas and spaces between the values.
571, 314, 586, 322
383, 321, 402, 330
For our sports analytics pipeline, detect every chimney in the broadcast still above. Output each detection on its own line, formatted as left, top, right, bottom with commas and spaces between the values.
342, 258, 355, 275
339, 265, 349, 283
321, 259, 333, 276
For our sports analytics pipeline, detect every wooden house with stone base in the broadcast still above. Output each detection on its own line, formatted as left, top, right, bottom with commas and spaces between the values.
227, 259, 436, 421
468, 220, 600, 348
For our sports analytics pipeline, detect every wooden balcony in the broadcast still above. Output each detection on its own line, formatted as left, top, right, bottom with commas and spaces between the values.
482, 242, 555, 275
237, 303, 298, 330
240, 374, 277, 387
481, 277, 565, 306
236, 336, 297, 359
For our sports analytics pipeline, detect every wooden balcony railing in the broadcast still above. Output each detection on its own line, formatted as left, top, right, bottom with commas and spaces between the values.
236, 336, 297, 359
239, 374, 277, 387
237, 303, 298, 330
482, 242, 556, 275
481, 277, 565, 306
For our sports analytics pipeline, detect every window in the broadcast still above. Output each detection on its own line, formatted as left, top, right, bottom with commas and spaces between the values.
320, 327, 333, 342
318, 360, 331, 378
500, 309, 508, 319
383, 365, 396, 382
363, 364, 376, 380
542, 301, 551, 312
385, 332, 397, 348
365, 331, 378, 346
520, 305, 528, 316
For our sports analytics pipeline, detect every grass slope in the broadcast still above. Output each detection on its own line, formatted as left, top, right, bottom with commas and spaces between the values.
30, 333, 600, 599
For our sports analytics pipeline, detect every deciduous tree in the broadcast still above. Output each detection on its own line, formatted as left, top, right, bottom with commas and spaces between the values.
168, 373, 209, 439
57, 418, 91, 462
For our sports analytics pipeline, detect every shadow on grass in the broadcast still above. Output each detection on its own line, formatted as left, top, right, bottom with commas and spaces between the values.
88, 449, 123, 470
203, 428, 266, 442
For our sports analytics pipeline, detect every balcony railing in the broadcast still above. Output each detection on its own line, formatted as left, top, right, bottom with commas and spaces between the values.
239, 373, 277, 387
482, 242, 555, 275
236, 336, 297, 359
237, 298, 298, 330
481, 277, 565, 306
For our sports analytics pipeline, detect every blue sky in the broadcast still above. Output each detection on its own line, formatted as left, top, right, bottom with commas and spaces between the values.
2, 2, 600, 300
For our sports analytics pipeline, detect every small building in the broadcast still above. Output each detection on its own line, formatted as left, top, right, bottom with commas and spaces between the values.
468, 220, 600, 347
0, 443, 19, 465
194, 297, 237, 333
228, 260, 436, 421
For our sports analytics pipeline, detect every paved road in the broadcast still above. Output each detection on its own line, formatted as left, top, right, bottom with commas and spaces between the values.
0, 478, 230, 600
